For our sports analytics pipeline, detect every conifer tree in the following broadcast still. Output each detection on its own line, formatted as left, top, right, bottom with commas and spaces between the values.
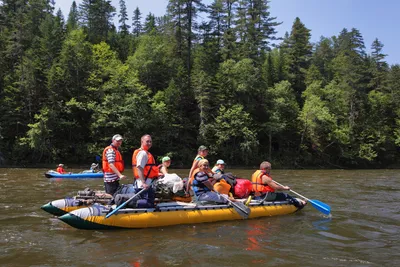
79, 0, 116, 43
132, 7, 142, 36
143, 13, 156, 34
66, 1, 79, 32
118, 0, 130, 35
287, 17, 312, 101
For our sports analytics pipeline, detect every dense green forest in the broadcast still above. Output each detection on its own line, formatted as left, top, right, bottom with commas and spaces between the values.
0, 0, 399, 168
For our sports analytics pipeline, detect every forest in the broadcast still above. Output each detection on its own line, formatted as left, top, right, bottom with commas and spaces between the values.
0, 0, 399, 168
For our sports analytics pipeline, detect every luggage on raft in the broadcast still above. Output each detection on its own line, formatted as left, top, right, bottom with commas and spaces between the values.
234, 178, 253, 198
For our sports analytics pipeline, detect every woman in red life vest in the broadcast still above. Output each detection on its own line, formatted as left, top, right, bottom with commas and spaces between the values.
102, 134, 126, 195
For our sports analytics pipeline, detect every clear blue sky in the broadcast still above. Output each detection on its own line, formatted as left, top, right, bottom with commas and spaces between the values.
55, 0, 400, 65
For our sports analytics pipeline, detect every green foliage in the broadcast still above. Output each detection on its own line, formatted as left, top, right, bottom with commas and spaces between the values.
0, 0, 398, 167
208, 105, 258, 165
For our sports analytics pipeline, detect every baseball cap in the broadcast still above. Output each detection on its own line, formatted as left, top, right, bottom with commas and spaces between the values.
198, 145, 208, 151
162, 156, 171, 163
216, 159, 225, 165
58, 164, 64, 167
112, 134, 123, 141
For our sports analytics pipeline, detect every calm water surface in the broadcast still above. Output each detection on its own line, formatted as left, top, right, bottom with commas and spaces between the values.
0, 168, 399, 266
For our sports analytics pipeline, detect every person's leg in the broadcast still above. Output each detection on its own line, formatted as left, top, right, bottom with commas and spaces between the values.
104, 181, 120, 195
274, 192, 304, 207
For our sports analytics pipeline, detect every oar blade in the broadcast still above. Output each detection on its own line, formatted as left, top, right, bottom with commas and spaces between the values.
309, 199, 331, 215
231, 202, 251, 219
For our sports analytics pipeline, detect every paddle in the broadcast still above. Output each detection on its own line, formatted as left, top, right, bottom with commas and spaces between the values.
105, 187, 147, 218
216, 192, 251, 219
273, 180, 331, 215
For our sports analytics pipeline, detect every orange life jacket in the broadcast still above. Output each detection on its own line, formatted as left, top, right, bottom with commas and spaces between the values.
102, 145, 124, 173
189, 168, 200, 185
56, 167, 65, 174
213, 179, 231, 195
251, 170, 274, 193
132, 148, 158, 179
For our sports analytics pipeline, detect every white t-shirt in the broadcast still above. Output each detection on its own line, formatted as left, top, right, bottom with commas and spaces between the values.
136, 150, 148, 169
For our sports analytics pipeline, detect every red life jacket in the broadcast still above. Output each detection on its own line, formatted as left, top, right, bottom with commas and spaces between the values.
251, 170, 275, 194
132, 148, 159, 179
56, 167, 65, 174
102, 145, 124, 173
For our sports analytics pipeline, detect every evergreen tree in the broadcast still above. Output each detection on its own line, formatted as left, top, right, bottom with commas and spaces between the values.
287, 17, 312, 101
235, 0, 281, 63
143, 12, 156, 34
66, 1, 79, 32
132, 7, 142, 36
79, 0, 116, 43
369, 38, 388, 89
312, 36, 334, 84
118, 0, 130, 35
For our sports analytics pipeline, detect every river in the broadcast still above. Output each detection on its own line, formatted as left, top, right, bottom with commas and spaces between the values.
0, 168, 399, 266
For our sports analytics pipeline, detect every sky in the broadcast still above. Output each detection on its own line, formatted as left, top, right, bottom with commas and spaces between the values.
54, 0, 400, 65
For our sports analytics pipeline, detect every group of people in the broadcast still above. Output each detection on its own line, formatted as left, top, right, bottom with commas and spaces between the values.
56, 163, 99, 174
100, 133, 306, 208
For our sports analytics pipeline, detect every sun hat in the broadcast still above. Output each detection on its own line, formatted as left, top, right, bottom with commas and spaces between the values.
91, 163, 98, 168
112, 134, 123, 141
162, 156, 171, 163
198, 145, 208, 151
216, 159, 225, 165
58, 164, 64, 167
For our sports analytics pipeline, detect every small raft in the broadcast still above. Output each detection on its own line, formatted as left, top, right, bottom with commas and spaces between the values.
57, 200, 304, 230
44, 170, 103, 179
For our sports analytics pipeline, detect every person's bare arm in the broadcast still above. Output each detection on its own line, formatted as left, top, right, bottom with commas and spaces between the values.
264, 175, 290, 191
186, 160, 199, 192
188, 160, 199, 179
203, 180, 214, 191
160, 166, 168, 175
109, 163, 126, 180
137, 166, 149, 189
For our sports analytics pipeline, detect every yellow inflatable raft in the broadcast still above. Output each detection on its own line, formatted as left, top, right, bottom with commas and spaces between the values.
58, 200, 303, 230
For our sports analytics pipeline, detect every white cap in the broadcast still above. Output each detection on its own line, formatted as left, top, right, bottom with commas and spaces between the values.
112, 134, 123, 141
216, 159, 225, 165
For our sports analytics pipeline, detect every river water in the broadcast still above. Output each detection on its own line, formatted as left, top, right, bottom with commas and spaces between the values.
0, 168, 399, 266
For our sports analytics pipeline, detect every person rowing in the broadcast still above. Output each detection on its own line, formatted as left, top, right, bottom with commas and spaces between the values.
251, 161, 306, 207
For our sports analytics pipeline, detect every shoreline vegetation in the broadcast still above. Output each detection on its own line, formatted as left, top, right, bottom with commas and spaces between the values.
1, 1, 399, 169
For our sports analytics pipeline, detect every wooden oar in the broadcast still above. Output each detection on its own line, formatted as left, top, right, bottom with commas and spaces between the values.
216, 192, 251, 219
105, 187, 147, 218
273, 180, 331, 215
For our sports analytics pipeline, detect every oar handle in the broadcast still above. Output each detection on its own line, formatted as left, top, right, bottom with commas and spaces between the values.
273, 180, 311, 201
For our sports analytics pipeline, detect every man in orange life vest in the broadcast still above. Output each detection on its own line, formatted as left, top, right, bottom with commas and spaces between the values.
102, 134, 126, 195
251, 161, 305, 207
132, 134, 158, 189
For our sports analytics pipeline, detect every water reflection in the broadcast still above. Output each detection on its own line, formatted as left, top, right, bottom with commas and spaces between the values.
312, 216, 332, 231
